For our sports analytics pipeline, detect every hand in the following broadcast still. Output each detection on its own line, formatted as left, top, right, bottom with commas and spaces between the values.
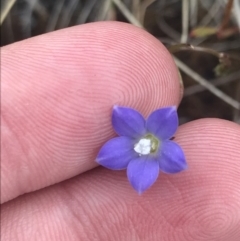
1, 22, 240, 241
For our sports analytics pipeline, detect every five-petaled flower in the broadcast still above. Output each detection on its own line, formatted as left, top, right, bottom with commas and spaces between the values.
96, 106, 187, 194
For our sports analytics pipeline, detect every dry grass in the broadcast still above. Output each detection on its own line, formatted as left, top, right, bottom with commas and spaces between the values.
1, 0, 240, 123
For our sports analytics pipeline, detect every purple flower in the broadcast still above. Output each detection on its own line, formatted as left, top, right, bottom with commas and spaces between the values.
96, 106, 187, 194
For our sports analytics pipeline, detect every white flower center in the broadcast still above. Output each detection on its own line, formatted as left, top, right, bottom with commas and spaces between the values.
134, 138, 152, 155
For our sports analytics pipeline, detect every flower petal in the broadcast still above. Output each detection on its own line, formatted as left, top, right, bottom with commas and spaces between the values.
127, 156, 159, 194
158, 140, 187, 173
146, 106, 178, 140
96, 137, 137, 170
112, 106, 146, 139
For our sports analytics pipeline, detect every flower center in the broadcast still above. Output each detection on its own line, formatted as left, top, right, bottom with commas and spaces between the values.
134, 134, 159, 155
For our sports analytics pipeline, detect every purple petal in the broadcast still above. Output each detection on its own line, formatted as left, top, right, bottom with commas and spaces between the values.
158, 140, 187, 173
127, 156, 159, 194
112, 106, 146, 139
146, 106, 178, 140
96, 137, 137, 170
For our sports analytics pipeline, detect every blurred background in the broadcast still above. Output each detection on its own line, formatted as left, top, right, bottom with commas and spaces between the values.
1, 0, 240, 123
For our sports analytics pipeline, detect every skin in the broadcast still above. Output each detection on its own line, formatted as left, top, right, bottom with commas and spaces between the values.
1, 22, 240, 241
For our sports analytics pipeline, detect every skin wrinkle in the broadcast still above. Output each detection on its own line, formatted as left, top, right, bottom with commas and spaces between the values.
131, 199, 161, 240
123, 207, 140, 241
61, 171, 135, 241
60, 187, 96, 240
1, 117, 35, 199
61, 175, 128, 241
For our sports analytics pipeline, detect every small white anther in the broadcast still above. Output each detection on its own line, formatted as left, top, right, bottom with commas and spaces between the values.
134, 139, 151, 155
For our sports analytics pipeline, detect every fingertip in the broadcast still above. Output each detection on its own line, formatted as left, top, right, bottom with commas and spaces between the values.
174, 118, 240, 182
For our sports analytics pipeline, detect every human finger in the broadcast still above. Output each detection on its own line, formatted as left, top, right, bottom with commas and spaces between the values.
1, 21, 182, 203
1, 119, 240, 241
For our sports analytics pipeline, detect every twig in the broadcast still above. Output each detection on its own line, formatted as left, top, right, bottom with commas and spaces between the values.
111, 0, 142, 27
174, 57, 240, 110
46, 0, 65, 32
219, 0, 233, 31
139, 0, 155, 24
233, 0, 240, 30
33, 1, 48, 21
0, 0, 16, 25
156, 17, 180, 41
22, 0, 38, 38
2, 12, 15, 44
189, 1, 221, 46
58, 0, 79, 28
76, 0, 97, 24
233, 81, 240, 123
205, 40, 240, 51
181, 0, 189, 43
132, 0, 140, 22
97, 0, 112, 21
184, 70, 240, 97
155, 0, 181, 41
168, 43, 240, 61
199, 0, 222, 26
189, 0, 198, 27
